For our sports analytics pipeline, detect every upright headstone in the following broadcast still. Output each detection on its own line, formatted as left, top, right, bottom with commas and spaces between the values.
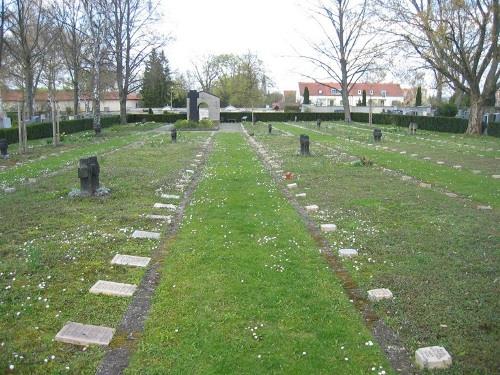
78, 156, 100, 195
268, 123, 272, 134
373, 129, 382, 142
409, 122, 418, 135
0, 139, 8, 159
171, 128, 177, 143
317, 119, 321, 128
187, 90, 200, 122
300, 134, 310, 155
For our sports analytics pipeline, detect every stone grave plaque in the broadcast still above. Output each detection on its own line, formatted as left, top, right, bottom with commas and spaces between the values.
287, 183, 297, 189
132, 230, 160, 240
445, 192, 458, 198
415, 346, 452, 369
161, 194, 180, 200
154, 203, 177, 210
339, 248, 358, 257
305, 205, 319, 212
320, 224, 337, 232
111, 254, 150, 267
419, 183, 432, 188
90, 280, 137, 297
367, 288, 393, 302
295, 193, 306, 198
55, 322, 114, 346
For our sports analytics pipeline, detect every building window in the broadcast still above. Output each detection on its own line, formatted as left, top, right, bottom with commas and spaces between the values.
381, 90, 387, 97
369, 89, 374, 95
318, 90, 323, 95
357, 90, 362, 95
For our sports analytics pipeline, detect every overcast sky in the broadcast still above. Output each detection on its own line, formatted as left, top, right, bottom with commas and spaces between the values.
160, 0, 320, 93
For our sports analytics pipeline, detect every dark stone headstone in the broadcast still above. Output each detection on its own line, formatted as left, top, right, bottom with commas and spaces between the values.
300, 134, 310, 155
0, 139, 8, 159
317, 119, 321, 128
373, 128, 382, 142
78, 156, 100, 195
188, 90, 199, 122
171, 128, 177, 143
268, 123, 272, 134
409, 122, 417, 135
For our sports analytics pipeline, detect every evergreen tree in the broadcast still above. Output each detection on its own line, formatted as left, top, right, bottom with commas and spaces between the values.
303, 86, 310, 104
141, 49, 172, 108
415, 86, 422, 106
362, 90, 367, 106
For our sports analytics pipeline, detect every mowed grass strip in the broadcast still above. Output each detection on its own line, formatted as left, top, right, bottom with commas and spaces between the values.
0, 131, 207, 373
0, 123, 163, 187
274, 122, 500, 207
126, 133, 392, 375
248, 124, 499, 374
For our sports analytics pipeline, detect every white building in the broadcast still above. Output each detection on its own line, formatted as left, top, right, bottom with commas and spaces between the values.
1, 90, 141, 114
299, 82, 405, 107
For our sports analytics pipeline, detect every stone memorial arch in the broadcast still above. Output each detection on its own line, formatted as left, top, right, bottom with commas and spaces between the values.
187, 90, 220, 125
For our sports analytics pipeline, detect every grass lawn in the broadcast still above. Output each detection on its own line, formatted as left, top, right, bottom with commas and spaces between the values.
0, 130, 208, 373
245, 122, 499, 374
0, 122, 163, 188
270, 121, 500, 207
126, 133, 393, 374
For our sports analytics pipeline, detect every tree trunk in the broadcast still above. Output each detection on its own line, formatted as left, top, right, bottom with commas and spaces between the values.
24, 68, 34, 119
340, 62, 351, 122
466, 97, 484, 135
436, 71, 443, 104
93, 70, 101, 134
73, 77, 79, 116
341, 87, 351, 122
120, 95, 127, 124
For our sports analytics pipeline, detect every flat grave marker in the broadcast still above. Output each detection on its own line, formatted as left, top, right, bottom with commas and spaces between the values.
55, 322, 114, 346
339, 248, 358, 257
415, 346, 452, 370
89, 280, 137, 297
367, 288, 393, 302
161, 194, 180, 200
305, 204, 319, 213
132, 230, 160, 240
320, 224, 337, 232
154, 203, 177, 210
111, 254, 151, 267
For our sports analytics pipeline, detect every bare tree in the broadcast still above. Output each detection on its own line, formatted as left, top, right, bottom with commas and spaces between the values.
109, 0, 164, 124
82, 0, 109, 134
0, 0, 10, 119
375, 0, 499, 134
40, 19, 62, 146
191, 54, 224, 93
300, 0, 385, 122
4, 0, 50, 119
53, 0, 86, 116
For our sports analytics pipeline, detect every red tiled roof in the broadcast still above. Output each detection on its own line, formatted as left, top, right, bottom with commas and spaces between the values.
1, 90, 141, 102
298, 82, 404, 97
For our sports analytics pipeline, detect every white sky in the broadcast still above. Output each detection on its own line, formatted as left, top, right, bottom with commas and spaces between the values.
159, 0, 318, 93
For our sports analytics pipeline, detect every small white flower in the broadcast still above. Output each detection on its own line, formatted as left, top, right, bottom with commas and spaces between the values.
9, 364, 14, 370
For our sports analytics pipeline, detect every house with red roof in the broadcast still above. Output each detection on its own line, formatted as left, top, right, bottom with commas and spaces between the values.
298, 82, 405, 107
0, 90, 141, 114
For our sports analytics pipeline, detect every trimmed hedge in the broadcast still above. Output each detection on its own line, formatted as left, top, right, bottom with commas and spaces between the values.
0, 111, 496, 144
126, 113, 186, 123
219, 111, 484, 135
0, 116, 120, 144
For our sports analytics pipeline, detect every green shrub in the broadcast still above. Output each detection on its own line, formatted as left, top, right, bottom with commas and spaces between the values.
174, 119, 216, 129
435, 103, 458, 117
126, 113, 186, 123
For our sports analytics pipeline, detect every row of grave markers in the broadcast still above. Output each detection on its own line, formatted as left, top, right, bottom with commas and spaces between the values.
54, 138, 212, 351
246, 131, 452, 371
